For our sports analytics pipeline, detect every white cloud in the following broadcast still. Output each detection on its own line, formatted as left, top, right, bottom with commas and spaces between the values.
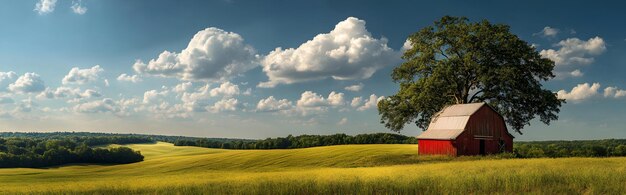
0, 71, 17, 82
37, 87, 102, 103
143, 89, 169, 104
350, 97, 362, 108
104, 79, 110, 87
209, 81, 240, 97
294, 91, 346, 115
80, 89, 102, 98
569, 69, 583, 77
338, 117, 348, 125
540, 37, 606, 79
256, 96, 293, 112
34, 0, 57, 15
180, 84, 212, 112
208, 98, 239, 113
604, 86, 626, 98
554, 69, 584, 79
296, 91, 345, 108
259, 17, 399, 88
357, 94, 383, 111
0, 71, 17, 91
173, 82, 193, 93
62, 65, 104, 85
117, 74, 142, 83
133, 27, 258, 82
540, 37, 606, 66
71, 0, 87, 15
535, 26, 559, 37
242, 88, 252, 96
327, 91, 345, 106
8, 73, 46, 93
344, 83, 364, 92
402, 39, 412, 51
557, 83, 601, 101
73, 98, 121, 114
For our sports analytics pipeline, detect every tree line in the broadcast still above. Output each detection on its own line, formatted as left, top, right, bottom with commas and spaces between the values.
514, 139, 626, 158
0, 136, 148, 168
174, 133, 418, 149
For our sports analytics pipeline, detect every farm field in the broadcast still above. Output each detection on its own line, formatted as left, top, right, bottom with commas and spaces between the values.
1, 142, 626, 194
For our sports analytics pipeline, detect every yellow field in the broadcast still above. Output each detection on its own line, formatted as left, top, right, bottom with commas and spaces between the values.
1, 142, 626, 194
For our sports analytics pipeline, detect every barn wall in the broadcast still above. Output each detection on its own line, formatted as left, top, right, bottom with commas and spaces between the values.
418, 139, 456, 156
457, 105, 514, 155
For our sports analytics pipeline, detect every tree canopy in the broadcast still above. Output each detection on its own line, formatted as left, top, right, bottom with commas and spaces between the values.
378, 16, 564, 134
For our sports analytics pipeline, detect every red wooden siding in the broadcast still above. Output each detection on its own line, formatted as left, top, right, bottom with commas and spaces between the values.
456, 106, 513, 155
418, 103, 514, 156
418, 139, 456, 155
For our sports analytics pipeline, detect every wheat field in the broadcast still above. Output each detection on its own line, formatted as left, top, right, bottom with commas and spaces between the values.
1, 142, 625, 194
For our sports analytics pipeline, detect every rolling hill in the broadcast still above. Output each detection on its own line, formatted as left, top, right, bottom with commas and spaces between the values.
1, 142, 626, 194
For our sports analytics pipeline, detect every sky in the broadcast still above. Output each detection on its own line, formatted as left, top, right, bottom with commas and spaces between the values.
0, 0, 625, 140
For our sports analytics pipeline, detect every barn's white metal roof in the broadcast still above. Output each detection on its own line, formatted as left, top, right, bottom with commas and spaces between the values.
437, 102, 485, 117
416, 103, 486, 140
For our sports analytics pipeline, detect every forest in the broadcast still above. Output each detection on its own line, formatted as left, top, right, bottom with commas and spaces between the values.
173, 133, 418, 149
514, 139, 626, 158
0, 135, 148, 168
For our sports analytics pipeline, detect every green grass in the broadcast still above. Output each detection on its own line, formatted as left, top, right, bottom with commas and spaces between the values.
1, 142, 626, 194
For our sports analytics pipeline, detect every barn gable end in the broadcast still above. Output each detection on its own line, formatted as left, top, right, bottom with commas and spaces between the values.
417, 102, 514, 156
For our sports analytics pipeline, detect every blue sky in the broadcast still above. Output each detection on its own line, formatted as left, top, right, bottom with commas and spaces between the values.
0, 0, 625, 140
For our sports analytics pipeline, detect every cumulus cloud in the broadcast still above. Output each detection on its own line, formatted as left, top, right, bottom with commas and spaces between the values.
256, 96, 293, 112
557, 83, 601, 101
209, 82, 240, 97
180, 84, 211, 112
327, 91, 345, 106
259, 17, 399, 87
402, 39, 412, 51
34, 0, 57, 15
540, 37, 605, 66
117, 74, 142, 83
133, 27, 258, 82
208, 98, 239, 113
73, 98, 121, 114
37, 87, 101, 100
569, 69, 583, 77
540, 37, 606, 79
344, 83, 364, 92
62, 65, 104, 85
357, 94, 383, 111
293, 91, 346, 115
604, 86, 626, 98
0, 71, 17, 91
143, 89, 169, 104
540, 37, 606, 78
296, 91, 345, 108
350, 97, 362, 108
8, 73, 46, 94
173, 82, 193, 94
71, 0, 87, 15
534, 26, 559, 37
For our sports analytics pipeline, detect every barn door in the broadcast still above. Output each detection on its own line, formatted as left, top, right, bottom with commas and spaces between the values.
479, 140, 485, 155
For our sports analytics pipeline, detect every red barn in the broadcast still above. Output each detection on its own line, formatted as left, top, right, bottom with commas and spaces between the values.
417, 102, 514, 156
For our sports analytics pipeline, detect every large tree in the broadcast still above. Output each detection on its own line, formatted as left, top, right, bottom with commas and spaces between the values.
378, 16, 564, 134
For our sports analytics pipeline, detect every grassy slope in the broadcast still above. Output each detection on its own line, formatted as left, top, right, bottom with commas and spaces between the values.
1, 142, 625, 194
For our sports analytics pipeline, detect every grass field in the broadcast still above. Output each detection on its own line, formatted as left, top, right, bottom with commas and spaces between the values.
1, 142, 626, 194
